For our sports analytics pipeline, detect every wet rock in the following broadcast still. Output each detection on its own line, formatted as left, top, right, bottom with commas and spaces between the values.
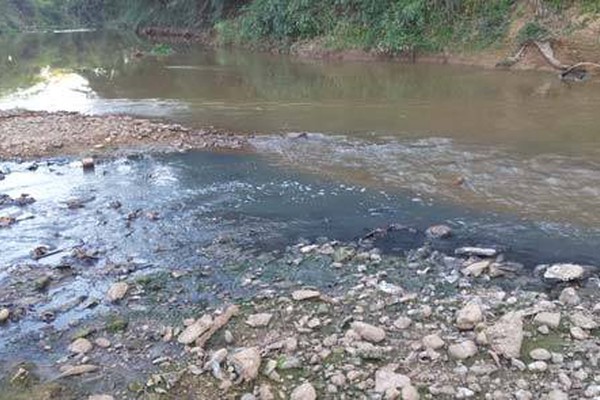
529, 348, 551, 361
456, 302, 483, 330
558, 287, 580, 305
422, 334, 445, 350
448, 340, 478, 360
177, 315, 213, 345
290, 382, 317, 400
374, 369, 410, 393
58, 364, 99, 378
292, 289, 321, 301
82, 157, 95, 171
106, 282, 129, 302
486, 312, 523, 359
69, 338, 93, 355
569, 311, 597, 329
350, 321, 386, 343
246, 313, 273, 327
455, 247, 497, 257
426, 224, 452, 239
462, 261, 491, 277
543, 264, 585, 282
533, 312, 561, 329
0, 308, 9, 323
229, 347, 261, 382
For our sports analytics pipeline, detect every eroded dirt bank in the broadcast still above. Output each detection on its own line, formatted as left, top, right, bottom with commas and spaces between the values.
0, 110, 249, 159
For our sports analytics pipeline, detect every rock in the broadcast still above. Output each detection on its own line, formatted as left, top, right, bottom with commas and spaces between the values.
545, 390, 568, 400
106, 282, 128, 302
394, 317, 412, 330
351, 321, 386, 343
529, 348, 551, 361
177, 315, 213, 345
425, 224, 452, 239
224, 330, 234, 344
533, 312, 561, 329
455, 387, 475, 398
259, 384, 275, 400
58, 364, 99, 378
69, 338, 93, 355
278, 355, 301, 370
461, 261, 491, 277
94, 338, 111, 348
375, 369, 410, 393
402, 384, 420, 400
543, 263, 585, 282
330, 373, 346, 387
570, 326, 589, 340
569, 311, 598, 330
292, 290, 321, 301
584, 385, 600, 397
88, 396, 114, 400
0, 308, 9, 323
246, 313, 273, 327
486, 312, 523, 359
422, 334, 445, 350
456, 302, 483, 330
448, 340, 478, 360
241, 394, 257, 400
354, 341, 388, 359
558, 287, 580, 305
82, 157, 95, 171
527, 361, 548, 372
229, 347, 261, 382
455, 247, 497, 257
290, 382, 317, 400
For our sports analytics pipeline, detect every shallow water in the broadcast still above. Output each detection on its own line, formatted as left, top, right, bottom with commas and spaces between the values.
0, 30, 599, 248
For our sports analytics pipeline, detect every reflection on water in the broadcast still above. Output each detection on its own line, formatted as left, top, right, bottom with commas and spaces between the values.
1, 31, 599, 228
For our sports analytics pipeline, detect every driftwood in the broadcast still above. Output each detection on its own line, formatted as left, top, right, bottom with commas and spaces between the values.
501, 40, 600, 80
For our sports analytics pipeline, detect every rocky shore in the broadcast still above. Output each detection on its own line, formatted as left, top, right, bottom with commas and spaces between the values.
0, 110, 248, 159
1, 223, 598, 399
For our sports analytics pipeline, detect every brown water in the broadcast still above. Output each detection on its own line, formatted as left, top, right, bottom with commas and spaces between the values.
1, 30, 600, 227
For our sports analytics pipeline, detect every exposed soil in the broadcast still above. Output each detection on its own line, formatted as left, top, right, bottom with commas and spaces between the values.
0, 110, 250, 159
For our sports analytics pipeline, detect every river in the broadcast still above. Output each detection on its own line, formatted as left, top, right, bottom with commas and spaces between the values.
1, 30, 599, 267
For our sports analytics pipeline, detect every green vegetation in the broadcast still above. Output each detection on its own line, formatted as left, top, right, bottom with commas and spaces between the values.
2, 1, 600, 54
217, 0, 516, 53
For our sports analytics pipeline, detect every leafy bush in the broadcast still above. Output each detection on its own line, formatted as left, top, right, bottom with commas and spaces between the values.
516, 21, 552, 44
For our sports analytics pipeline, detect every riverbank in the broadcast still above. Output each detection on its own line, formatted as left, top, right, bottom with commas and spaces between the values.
0, 110, 248, 159
1, 221, 598, 399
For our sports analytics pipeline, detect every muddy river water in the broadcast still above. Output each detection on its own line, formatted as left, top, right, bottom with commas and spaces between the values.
1, 30, 600, 268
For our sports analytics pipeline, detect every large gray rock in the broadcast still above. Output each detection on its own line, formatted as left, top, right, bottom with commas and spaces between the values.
448, 340, 478, 360
533, 312, 561, 329
290, 382, 317, 400
351, 321, 386, 343
543, 264, 585, 282
106, 282, 128, 302
229, 347, 261, 382
486, 311, 524, 359
246, 313, 273, 327
374, 369, 410, 393
570, 312, 598, 330
456, 302, 483, 330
